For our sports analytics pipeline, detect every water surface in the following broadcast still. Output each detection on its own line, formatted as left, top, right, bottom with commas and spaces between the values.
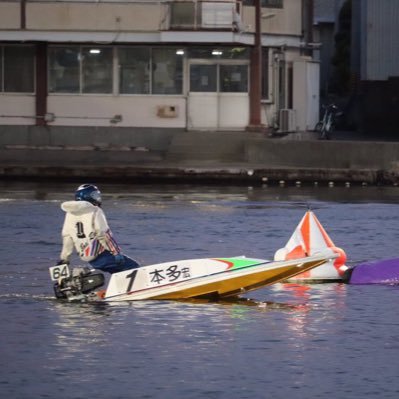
1, 182, 399, 399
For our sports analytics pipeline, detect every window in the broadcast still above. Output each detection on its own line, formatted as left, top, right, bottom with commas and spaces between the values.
188, 47, 249, 60
189, 63, 248, 93
2, 46, 35, 93
49, 46, 113, 94
242, 0, 283, 7
48, 45, 183, 95
190, 64, 217, 92
170, 1, 197, 28
261, 48, 269, 99
48, 47, 80, 93
82, 47, 113, 94
118, 48, 150, 94
262, 0, 283, 7
220, 65, 248, 92
152, 48, 183, 95
0, 48, 2, 92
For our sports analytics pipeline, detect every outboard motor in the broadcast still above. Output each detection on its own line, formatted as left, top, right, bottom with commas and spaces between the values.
53, 267, 105, 302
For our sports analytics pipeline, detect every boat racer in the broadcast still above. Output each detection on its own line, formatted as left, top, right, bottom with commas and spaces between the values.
57, 184, 139, 274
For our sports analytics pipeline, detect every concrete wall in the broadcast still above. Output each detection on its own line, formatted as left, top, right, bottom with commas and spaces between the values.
246, 138, 399, 170
5, 0, 304, 36
26, 2, 163, 31
0, 126, 177, 151
2, 126, 399, 173
242, 0, 302, 36
0, 2, 20, 29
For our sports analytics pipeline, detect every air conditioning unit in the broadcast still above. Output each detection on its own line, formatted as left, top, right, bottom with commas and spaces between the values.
279, 109, 296, 132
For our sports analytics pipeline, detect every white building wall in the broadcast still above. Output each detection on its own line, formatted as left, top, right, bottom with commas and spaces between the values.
187, 93, 249, 130
293, 59, 320, 131
0, 0, 307, 132
26, 2, 163, 31
0, 96, 36, 125
0, 2, 20, 29
47, 96, 187, 127
242, 0, 302, 36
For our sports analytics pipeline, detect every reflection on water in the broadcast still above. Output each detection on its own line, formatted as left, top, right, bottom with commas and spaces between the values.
1, 183, 399, 399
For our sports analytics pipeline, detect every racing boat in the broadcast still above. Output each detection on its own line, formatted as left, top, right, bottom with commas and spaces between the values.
49, 252, 336, 302
274, 210, 348, 282
344, 258, 399, 285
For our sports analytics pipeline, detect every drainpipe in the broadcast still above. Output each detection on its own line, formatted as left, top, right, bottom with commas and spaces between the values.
304, 0, 314, 57
20, 0, 26, 29
247, 0, 263, 132
36, 43, 48, 126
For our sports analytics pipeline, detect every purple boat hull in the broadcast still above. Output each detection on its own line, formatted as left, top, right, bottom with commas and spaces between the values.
349, 258, 399, 285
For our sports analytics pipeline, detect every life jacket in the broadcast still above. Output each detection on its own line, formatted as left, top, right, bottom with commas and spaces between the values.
61, 201, 119, 261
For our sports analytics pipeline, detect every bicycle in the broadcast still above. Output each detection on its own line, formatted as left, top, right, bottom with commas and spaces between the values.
315, 103, 340, 140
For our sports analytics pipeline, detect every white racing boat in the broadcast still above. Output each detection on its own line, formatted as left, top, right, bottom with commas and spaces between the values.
49, 251, 336, 303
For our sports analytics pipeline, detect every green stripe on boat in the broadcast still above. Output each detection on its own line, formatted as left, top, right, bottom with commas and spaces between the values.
216, 258, 261, 269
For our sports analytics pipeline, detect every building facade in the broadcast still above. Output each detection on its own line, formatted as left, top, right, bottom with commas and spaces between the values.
352, 0, 399, 135
0, 0, 319, 135
313, 0, 346, 98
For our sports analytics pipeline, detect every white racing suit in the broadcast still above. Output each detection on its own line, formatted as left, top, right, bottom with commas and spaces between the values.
60, 201, 139, 273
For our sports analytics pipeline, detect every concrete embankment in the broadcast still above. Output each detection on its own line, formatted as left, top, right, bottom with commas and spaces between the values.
1, 126, 398, 185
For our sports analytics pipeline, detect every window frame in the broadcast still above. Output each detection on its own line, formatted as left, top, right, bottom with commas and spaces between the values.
48, 45, 185, 96
81, 46, 114, 94
188, 59, 249, 94
242, 0, 283, 8
151, 47, 184, 95
118, 46, 151, 95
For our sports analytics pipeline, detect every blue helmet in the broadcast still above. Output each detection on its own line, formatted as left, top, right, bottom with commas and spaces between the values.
75, 184, 102, 206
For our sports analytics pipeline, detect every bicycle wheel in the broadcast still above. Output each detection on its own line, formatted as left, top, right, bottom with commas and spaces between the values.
325, 123, 334, 140
314, 122, 323, 133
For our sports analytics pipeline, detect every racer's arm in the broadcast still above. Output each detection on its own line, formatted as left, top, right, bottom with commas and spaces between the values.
59, 215, 75, 263
94, 209, 121, 255
60, 235, 74, 264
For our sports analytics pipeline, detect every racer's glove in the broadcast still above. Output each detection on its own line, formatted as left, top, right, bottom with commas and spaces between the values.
56, 259, 69, 266
114, 254, 125, 265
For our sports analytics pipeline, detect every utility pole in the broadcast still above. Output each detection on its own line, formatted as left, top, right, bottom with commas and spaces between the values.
20, 0, 26, 29
247, 0, 263, 131
304, 0, 314, 56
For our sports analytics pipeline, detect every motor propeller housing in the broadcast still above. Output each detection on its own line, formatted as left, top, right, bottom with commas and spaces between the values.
53, 267, 104, 300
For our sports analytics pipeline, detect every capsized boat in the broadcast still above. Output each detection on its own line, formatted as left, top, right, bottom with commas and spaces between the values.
49, 251, 336, 302
274, 210, 348, 282
345, 258, 399, 285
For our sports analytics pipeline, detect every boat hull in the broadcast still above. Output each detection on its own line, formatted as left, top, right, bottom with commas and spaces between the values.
104, 254, 333, 301
349, 258, 399, 285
